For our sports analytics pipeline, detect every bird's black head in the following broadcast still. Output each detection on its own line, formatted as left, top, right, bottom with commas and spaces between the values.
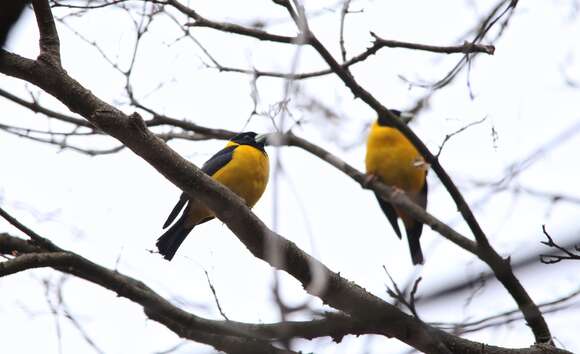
377, 110, 402, 127
231, 131, 267, 151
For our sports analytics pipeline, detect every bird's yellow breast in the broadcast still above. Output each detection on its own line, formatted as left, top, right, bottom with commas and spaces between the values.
365, 122, 426, 192
212, 144, 270, 207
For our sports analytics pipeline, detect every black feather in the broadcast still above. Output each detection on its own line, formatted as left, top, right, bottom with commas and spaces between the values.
161, 146, 237, 230
374, 192, 402, 239
405, 226, 424, 265
163, 193, 188, 229
201, 145, 237, 176
403, 180, 428, 265
156, 215, 193, 261
156, 142, 250, 260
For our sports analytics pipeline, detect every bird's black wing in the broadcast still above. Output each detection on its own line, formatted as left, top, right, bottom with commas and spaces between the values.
406, 178, 428, 238
404, 179, 428, 265
417, 178, 428, 211
201, 145, 237, 176
162, 145, 237, 229
374, 192, 402, 239
162, 192, 188, 229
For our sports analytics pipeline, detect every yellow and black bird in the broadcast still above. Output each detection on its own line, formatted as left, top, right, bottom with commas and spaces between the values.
365, 110, 428, 265
156, 132, 269, 260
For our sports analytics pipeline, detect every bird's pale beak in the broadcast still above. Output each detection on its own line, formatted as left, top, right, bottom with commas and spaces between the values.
255, 133, 268, 143
399, 111, 414, 123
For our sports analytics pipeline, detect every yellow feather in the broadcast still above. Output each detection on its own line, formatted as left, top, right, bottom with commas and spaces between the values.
212, 145, 270, 207
184, 143, 269, 227
365, 121, 426, 192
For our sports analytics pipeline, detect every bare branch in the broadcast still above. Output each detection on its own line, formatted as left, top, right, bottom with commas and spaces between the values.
0, 125, 125, 156
0, 233, 299, 354
165, 0, 299, 44
436, 116, 488, 157
0, 207, 61, 251
0, 87, 91, 127
188, 31, 494, 81
432, 286, 580, 336
51, 0, 131, 10
540, 225, 580, 264
0, 225, 571, 354
383, 266, 422, 319
203, 269, 229, 321
371, 33, 495, 55
339, 0, 353, 62
407, 0, 519, 114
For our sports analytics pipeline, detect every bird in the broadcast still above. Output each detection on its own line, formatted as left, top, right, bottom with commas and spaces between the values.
156, 132, 269, 261
365, 110, 428, 265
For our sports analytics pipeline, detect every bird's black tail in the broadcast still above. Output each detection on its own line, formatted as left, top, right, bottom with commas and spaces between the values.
403, 216, 425, 265
407, 233, 424, 265
156, 217, 193, 261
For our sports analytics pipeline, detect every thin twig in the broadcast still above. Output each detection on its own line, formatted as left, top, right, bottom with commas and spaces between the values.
203, 269, 229, 321
540, 225, 580, 264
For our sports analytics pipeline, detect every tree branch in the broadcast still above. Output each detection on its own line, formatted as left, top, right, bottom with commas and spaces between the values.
33, 0, 61, 65
0, 234, 298, 354
0, 230, 571, 354
370, 32, 495, 55
0, 87, 92, 127
165, 0, 299, 44
540, 225, 580, 264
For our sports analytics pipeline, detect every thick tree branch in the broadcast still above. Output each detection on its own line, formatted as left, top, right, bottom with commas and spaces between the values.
0, 230, 571, 354
0, 234, 297, 354
32, 0, 61, 66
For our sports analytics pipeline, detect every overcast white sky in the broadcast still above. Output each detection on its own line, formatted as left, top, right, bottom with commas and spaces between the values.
2, 1, 580, 353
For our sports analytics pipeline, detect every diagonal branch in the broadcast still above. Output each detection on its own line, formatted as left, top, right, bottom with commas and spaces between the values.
33, 0, 61, 66
0, 234, 297, 354
273, 0, 552, 344
165, 0, 299, 44
0, 87, 91, 127
1, 231, 570, 354
0, 207, 61, 251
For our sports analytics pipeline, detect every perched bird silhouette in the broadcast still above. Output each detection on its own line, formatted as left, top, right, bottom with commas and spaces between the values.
365, 110, 428, 265
156, 132, 269, 260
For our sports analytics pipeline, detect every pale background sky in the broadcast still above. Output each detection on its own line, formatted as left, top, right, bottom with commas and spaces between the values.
1, 1, 580, 353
